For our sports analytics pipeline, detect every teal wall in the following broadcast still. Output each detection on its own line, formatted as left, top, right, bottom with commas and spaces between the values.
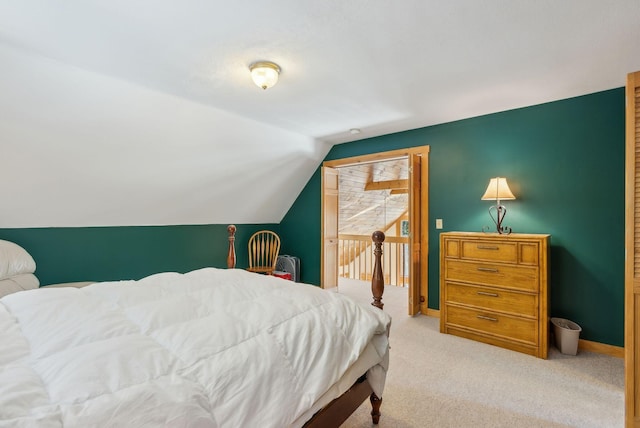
280, 88, 625, 347
0, 88, 625, 347
0, 224, 277, 285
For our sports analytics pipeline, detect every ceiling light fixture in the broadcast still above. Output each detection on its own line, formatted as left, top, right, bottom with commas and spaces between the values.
249, 61, 281, 90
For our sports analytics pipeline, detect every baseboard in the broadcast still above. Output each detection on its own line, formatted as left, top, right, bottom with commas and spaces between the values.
578, 338, 624, 358
424, 308, 440, 317
424, 310, 623, 358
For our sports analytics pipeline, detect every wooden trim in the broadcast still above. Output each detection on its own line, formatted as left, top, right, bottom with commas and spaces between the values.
321, 167, 339, 290
424, 308, 440, 318
579, 339, 624, 359
323, 146, 431, 168
420, 149, 430, 313
625, 70, 640, 427
364, 179, 408, 191
390, 189, 408, 195
409, 153, 421, 316
339, 234, 407, 244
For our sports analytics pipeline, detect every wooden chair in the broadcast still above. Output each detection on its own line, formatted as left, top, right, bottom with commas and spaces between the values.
247, 230, 281, 275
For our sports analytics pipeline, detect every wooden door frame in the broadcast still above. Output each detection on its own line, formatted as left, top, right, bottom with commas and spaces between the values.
624, 70, 640, 428
321, 166, 339, 291
322, 146, 430, 314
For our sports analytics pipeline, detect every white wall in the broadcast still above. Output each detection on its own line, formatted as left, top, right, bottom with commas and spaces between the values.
0, 43, 331, 227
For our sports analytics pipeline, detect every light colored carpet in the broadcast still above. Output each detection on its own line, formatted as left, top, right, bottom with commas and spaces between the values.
337, 279, 624, 428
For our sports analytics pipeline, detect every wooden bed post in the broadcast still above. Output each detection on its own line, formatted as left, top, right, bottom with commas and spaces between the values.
371, 230, 385, 310
227, 225, 237, 269
370, 230, 385, 424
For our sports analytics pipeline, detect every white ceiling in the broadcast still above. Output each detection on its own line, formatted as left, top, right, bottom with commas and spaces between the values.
1, 1, 639, 227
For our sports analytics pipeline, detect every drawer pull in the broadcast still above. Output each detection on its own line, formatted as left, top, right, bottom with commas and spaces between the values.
477, 315, 498, 322
477, 267, 498, 273
477, 245, 500, 250
477, 291, 499, 297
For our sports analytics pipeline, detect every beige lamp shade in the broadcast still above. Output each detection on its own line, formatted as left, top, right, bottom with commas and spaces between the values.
481, 177, 516, 201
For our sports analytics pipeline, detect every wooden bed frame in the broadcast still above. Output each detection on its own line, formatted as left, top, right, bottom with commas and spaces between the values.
226, 225, 386, 426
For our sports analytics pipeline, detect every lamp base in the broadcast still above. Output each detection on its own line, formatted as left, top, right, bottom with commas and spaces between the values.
483, 225, 513, 235
483, 205, 512, 235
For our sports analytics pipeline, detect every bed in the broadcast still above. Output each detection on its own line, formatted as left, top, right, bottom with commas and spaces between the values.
0, 228, 390, 427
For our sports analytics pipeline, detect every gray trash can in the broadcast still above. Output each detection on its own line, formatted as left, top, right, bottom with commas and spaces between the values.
551, 317, 582, 355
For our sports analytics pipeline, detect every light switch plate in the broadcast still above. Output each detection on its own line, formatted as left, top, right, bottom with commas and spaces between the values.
436, 219, 443, 229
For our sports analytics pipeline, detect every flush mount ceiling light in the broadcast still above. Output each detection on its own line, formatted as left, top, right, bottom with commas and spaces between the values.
249, 61, 281, 90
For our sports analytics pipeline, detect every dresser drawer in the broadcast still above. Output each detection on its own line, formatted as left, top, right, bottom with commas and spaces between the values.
460, 239, 518, 263
444, 282, 538, 318
445, 259, 538, 292
444, 305, 538, 345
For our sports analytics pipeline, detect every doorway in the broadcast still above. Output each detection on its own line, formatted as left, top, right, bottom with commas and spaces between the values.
321, 146, 430, 316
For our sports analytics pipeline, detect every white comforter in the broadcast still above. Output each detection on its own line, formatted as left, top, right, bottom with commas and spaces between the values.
0, 268, 390, 428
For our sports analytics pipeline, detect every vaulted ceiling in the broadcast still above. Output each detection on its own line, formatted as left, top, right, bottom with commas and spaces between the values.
338, 159, 408, 236
1, 1, 639, 227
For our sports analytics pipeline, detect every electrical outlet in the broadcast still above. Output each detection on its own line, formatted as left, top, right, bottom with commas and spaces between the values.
436, 219, 443, 229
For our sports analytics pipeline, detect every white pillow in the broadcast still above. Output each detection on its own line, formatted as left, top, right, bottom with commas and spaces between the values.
0, 240, 36, 281
0, 273, 39, 298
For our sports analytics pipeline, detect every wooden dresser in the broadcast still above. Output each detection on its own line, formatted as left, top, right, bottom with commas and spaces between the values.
439, 232, 550, 358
